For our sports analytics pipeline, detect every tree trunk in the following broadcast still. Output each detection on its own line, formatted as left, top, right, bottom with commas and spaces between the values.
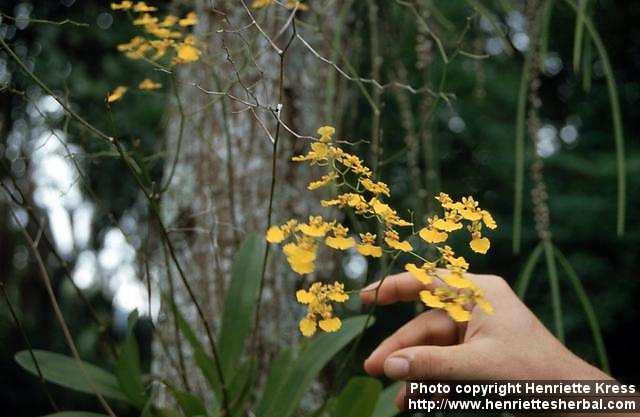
151, 1, 344, 403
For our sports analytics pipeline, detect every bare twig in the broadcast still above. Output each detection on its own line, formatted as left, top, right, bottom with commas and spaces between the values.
7, 207, 118, 417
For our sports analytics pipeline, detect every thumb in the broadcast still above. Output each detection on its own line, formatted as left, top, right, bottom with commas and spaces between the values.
383, 342, 489, 381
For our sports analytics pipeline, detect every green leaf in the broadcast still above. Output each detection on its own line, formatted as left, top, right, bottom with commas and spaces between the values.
514, 242, 544, 299
255, 349, 293, 416
372, 382, 403, 417
168, 295, 222, 400
544, 240, 564, 343
555, 247, 610, 373
260, 315, 374, 417
331, 377, 382, 417
41, 413, 108, 417
115, 310, 146, 408
15, 350, 128, 403
582, 35, 593, 92
539, 0, 554, 58
512, 49, 531, 255
572, 0, 589, 73
154, 409, 183, 417
218, 234, 266, 380
170, 389, 207, 417
305, 398, 336, 417
140, 395, 155, 417
563, 0, 626, 235
228, 359, 257, 417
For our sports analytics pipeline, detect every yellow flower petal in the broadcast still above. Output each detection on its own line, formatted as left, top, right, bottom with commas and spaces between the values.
482, 210, 497, 229
287, 258, 315, 274
111, 1, 133, 10
298, 223, 329, 238
347, 194, 364, 206
296, 290, 315, 304
419, 227, 448, 243
319, 317, 341, 332
459, 209, 483, 221
328, 291, 349, 302
470, 237, 490, 254
138, 78, 162, 90
132, 13, 157, 26
390, 218, 413, 227
107, 86, 127, 103
178, 11, 198, 27
433, 218, 462, 232
476, 297, 494, 314
176, 44, 201, 63
356, 244, 382, 258
385, 237, 413, 252
266, 226, 285, 243
317, 125, 335, 139
283, 243, 316, 263
405, 263, 433, 285
325, 236, 355, 250
159, 15, 178, 27
299, 317, 317, 337
371, 198, 392, 217
442, 273, 473, 289
446, 255, 469, 270
445, 303, 471, 322
309, 142, 329, 159
419, 290, 446, 309
133, 1, 157, 12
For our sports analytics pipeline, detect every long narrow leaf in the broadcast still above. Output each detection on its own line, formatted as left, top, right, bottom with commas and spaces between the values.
115, 310, 146, 408
305, 398, 337, 417
555, 247, 610, 373
15, 350, 128, 403
540, 0, 554, 58
514, 242, 544, 299
255, 349, 293, 416
372, 382, 403, 417
228, 359, 257, 417
261, 315, 374, 417
167, 294, 222, 400
582, 35, 593, 92
218, 234, 265, 380
331, 377, 382, 417
572, 0, 588, 72
543, 241, 564, 343
563, 0, 626, 235
512, 51, 532, 254
170, 389, 208, 417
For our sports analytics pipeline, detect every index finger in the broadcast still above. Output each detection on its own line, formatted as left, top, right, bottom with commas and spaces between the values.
360, 272, 439, 305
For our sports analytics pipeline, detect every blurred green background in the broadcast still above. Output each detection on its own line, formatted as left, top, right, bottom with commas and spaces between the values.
1, 1, 638, 416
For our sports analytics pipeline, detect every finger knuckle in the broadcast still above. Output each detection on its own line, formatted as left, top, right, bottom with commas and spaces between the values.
485, 274, 508, 289
413, 350, 445, 379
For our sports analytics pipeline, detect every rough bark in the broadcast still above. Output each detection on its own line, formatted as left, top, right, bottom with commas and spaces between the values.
151, 1, 344, 403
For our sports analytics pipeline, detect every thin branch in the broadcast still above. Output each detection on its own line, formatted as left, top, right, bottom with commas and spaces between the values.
0, 36, 232, 414
0, 12, 89, 27
7, 207, 118, 417
1, 283, 60, 412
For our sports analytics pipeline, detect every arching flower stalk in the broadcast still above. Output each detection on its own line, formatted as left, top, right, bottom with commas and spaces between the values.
266, 125, 498, 336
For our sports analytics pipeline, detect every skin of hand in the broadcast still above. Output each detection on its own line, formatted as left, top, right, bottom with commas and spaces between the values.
360, 270, 613, 410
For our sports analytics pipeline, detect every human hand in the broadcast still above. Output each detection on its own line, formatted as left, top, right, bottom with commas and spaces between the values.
360, 271, 611, 409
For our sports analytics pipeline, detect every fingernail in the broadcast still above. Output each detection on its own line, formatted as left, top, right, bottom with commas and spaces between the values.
361, 282, 378, 292
384, 357, 410, 379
